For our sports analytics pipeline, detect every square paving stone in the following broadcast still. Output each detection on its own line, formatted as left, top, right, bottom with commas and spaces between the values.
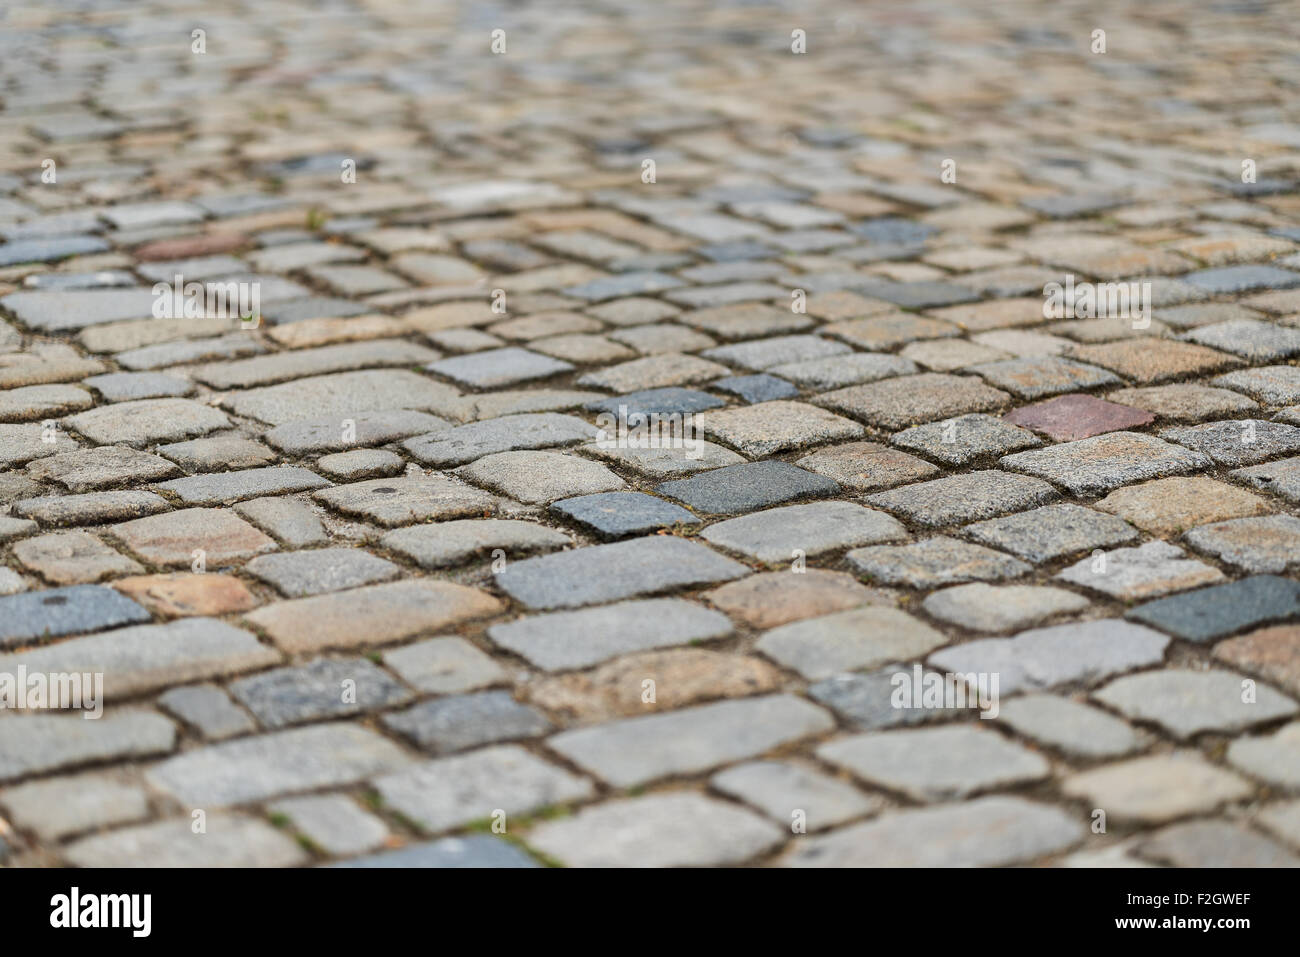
13, 530, 142, 585
817, 726, 1049, 801
1212, 365, 1300, 405
245, 580, 502, 654
371, 745, 594, 834
488, 595, 733, 670
847, 536, 1031, 588
1182, 264, 1300, 293
1183, 319, 1300, 360
426, 347, 573, 389
971, 356, 1120, 399
109, 508, 277, 568
382, 690, 552, 753
1134, 821, 1300, 868
1213, 625, 1300, 698
701, 400, 869, 457
1055, 541, 1224, 600
1003, 393, 1155, 441
146, 724, 411, 808
550, 491, 696, 538
404, 413, 597, 467
313, 475, 499, 526
229, 657, 412, 728
921, 584, 1090, 634
1161, 419, 1300, 467
584, 387, 723, 417
0, 424, 78, 469
1227, 721, 1300, 790
963, 503, 1139, 563
0, 583, 148, 648
1066, 338, 1238, 384
1092, 669, 1298, 738
999, 432, 1211, 495
710, 760, 882, 830
795, 441, 940, 491
1094, 476, 1270, 535
1185, 515, 1300, 573
702, 501, 906, 564
496, 535, 748, 611
456, 450, 625, 504
1104, 384, 1258, 421
158, 684, 256, 739
381, 519, 569, 569
655, 460, 840, 514
819, 373, 1011, 430
1061, 753, 1252, 823
63, 398, 231, 447
382, 637, 506, 695
1127, 575, 1300, 642
710, 374, 799, 404
929, 619, 1170, 695
1231, 456, 1300, 504
270, 795, 389, 857
704, 570, 881, 630
755, 606, 946, 680
527, 793, 782, 868
890, 413, 1040, 466
866, 471, 1058, 528
547, 694, 833, 788
782, 796, 1082, 868
702, 334, 849, 371
996, 694, 1141, 758
245, 548, 400, 597
26, 445, 179, 492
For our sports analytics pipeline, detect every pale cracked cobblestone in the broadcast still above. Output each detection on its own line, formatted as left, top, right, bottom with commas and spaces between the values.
2, 0, 1298, 870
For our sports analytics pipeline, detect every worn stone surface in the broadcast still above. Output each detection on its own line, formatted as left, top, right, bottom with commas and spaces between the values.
1093, 669, 1298, 738
757, 606, 946, 680
1000, 432, 1211, 495
922, 584, 1089, 633
1126, 575, 1300, 642
1062, 753, 1253, 822
848, 536, 1031, 588
1094, 476, 1271, 535
1055, 541, 1224, 600
704, 569, 880, 629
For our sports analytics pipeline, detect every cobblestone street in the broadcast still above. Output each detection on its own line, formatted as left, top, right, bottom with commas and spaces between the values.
2, 0, 1300, 867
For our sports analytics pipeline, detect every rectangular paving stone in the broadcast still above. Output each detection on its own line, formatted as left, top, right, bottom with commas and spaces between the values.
64, 398, 231, 447
146, 723, 410, 807
0, 584, 151, 648
371, 744, 594, 833
757, 606, 946, 680
0, 711, 175, 783
382, 690, 551, 753
329, 834, 537, 868
381, 519, 569, 569
1062, 753, 1251, 823
1000, 432, 1211, 494
109, 508, 277, 567
222, 370, 463, 427
245, 548, 399, 597
0, 617, 279, 699
847, 536, 1031, 588
158, 684, 256, 739
1182, 264, 1300, 293
700, 400, 865, 456
495, 536, 748, 610
263, 409, 449, 456
14, 529, 143, 585
819, 373, 1011, 430
426, 347, 574, 389
866, 471, 1058, 528
382, 637, 507, 695
230, 657, 411, 728
656, 460, 840, 514
711, 760, 881, 830
783, 796, 1082, 867
528, 792, 782, 868
547, 694, 834, 788
192, 339, 440, 390
1003, 393, 1155, 442
270, 794, 390, 857
996, 694, 1141, 759
488, 598, 733, 670
0, 772, 149, 841
550, 491, 696, 538
404, 413, 597, 467
1126, 575, 1300, 642
245, 579, 502, 653
313, 474, 499, 526
703, 501, 906, 564
1093, 669, 1297, 738
1056, 540, 1224, 600
964, 503, 1139, 562
890, 413, 1040, 466
156, 466, 330, 505
1161, 419, 1300, 466
0, 288, 159, 332
64, 813, 306, 867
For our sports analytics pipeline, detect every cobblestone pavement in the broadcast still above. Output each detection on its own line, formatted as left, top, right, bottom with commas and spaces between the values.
1, 0, 1300, 868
